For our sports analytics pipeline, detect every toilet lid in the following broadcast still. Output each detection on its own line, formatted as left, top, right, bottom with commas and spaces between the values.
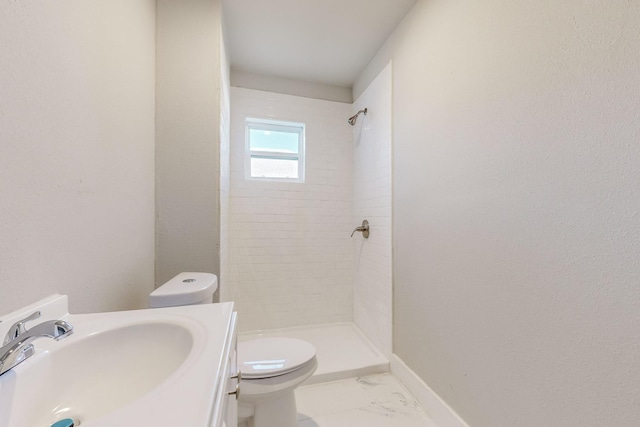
238, 337, 316, 379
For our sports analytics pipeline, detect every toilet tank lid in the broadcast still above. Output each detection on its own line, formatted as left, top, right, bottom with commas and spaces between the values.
149, 272, 218, 308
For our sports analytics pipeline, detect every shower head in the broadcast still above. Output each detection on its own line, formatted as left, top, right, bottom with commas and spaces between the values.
348, 108, 368, 126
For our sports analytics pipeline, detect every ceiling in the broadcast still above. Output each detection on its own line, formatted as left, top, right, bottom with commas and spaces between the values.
222, 0, 417, 88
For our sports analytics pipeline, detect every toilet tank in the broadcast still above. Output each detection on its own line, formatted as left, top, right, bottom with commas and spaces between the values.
149, 272, 218, 308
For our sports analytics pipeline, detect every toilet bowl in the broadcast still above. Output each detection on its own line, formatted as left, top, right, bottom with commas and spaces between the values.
237, 337, 317, 427
149, 273, 317, 427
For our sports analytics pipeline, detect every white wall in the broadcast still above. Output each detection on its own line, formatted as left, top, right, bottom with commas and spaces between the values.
228, 88, 353, 331
0, 0, 156, 314
357, 1, 640, 426
155, 0, 222, 287
231, 70, 353, 104
352, 63, 393, 358
219, 21, 232, 303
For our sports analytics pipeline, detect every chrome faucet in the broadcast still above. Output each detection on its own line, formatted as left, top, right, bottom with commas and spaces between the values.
0, 311, 73, 376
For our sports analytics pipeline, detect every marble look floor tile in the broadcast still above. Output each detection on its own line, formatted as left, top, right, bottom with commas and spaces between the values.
298, 407, 438, 427
296, 373, 437, 426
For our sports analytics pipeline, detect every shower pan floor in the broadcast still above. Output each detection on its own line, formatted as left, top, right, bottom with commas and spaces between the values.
239, 322, 389, 385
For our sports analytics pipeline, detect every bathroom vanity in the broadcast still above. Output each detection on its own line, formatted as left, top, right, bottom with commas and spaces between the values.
0, 295, 238, 427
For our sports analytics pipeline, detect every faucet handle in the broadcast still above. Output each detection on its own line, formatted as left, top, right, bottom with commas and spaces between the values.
3, 311, 41, 345
350, 220, 370, 238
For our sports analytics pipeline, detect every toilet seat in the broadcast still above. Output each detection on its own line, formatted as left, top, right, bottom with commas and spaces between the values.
238, 337, 316, 379
237, 337, 318, 427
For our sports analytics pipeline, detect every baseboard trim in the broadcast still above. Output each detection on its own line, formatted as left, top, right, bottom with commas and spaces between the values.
390, 354, 470, 427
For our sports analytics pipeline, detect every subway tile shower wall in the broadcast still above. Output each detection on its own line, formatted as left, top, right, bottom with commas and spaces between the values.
352, 63, 393, 358
228, 88, 354, 332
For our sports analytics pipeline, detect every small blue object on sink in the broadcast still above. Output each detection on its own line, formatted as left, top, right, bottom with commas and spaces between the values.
51, 419, 75, 427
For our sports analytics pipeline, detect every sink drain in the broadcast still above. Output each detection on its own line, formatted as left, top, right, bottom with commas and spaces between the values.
50, 419, 80, 427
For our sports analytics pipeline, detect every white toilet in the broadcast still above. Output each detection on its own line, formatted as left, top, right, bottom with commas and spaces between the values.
149, 272, 317, 427
237, 336, 317, 427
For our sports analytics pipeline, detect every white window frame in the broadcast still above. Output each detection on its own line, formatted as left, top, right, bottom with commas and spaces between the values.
245, 118, 305, 183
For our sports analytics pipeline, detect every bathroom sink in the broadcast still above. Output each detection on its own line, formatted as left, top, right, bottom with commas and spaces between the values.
0, 295, 236, 427
2, 322, 192, 426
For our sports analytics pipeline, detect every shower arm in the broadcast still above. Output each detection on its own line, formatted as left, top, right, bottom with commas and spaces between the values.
348, 108, 368, 126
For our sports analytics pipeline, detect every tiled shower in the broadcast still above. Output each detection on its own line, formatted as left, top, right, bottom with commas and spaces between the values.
225, 64, 392, 357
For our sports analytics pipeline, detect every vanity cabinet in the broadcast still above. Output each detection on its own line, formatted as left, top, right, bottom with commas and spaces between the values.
211, 311, 238, 427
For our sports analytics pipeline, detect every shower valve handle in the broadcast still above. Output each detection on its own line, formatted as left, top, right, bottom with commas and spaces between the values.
351, 220, 370, 238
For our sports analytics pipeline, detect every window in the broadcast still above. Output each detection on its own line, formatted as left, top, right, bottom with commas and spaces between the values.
245, 118, 305, 182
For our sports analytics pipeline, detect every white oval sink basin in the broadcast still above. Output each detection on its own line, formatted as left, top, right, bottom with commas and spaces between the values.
0, 296, 235, 427
1, 322, 193, 426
